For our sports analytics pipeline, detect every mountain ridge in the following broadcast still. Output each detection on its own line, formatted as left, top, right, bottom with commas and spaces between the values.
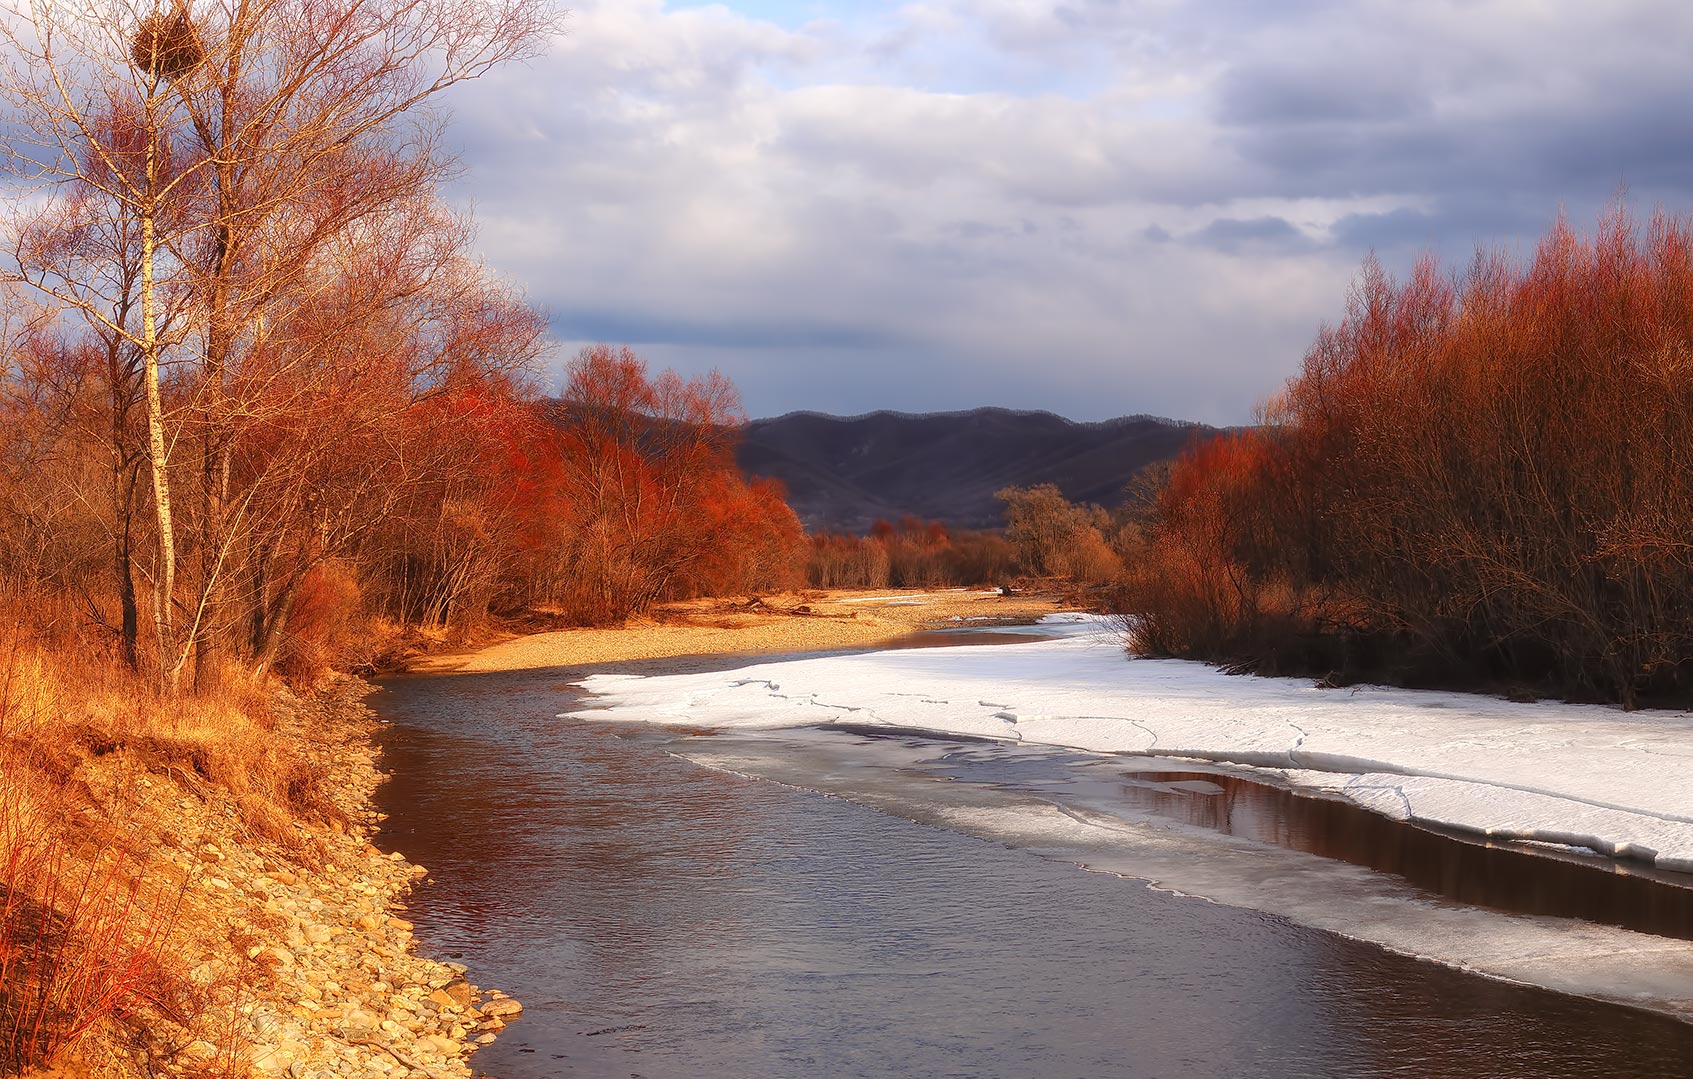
737, 406, 1219, 532
753, 406, 1201, 430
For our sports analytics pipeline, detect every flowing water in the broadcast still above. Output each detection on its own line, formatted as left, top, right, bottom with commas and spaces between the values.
372, 650, 1693, 1078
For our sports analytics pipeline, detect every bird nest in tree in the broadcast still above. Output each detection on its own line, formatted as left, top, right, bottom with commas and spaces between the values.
130, 8, 203, 78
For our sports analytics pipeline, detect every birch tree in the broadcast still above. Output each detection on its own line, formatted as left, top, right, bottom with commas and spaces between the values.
0, 0, 206, 687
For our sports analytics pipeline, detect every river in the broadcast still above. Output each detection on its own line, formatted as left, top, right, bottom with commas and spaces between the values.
372, 644, 1693, 1078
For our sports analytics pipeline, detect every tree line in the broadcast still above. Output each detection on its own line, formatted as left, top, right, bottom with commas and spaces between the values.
1117, 209, 1693, 708
806, 486, 1127, 590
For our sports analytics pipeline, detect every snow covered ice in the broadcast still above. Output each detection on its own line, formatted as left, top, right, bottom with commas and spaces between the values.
566, 614, 1693, 874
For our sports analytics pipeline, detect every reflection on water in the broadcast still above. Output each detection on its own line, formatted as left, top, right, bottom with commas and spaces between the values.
904, 744, 1693, 941
371, 666, 1693, 1078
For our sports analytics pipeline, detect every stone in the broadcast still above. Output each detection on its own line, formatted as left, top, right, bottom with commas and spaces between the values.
342, 1007, 376, 1031
482, 998, 522, 1019
421, 1034, 462, 1057
428, 989, 461, 1011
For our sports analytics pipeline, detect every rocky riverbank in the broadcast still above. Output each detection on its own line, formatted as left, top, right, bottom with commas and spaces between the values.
181, 679, 519, 1079
19, 676, 517, 1079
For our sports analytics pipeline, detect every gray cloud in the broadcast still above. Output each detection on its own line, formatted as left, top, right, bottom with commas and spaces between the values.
1190, 216, 1314, 254
1215, 65, 1427, 128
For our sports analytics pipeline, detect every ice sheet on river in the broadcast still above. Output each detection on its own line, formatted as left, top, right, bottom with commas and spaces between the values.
566, 615, 1693, 873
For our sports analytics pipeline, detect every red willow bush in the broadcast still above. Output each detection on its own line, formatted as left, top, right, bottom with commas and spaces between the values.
1121, 209, 1693, 707
343, 344, 810, 636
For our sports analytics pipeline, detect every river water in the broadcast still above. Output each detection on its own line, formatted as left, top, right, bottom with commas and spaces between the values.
372, 651, 1693, 1078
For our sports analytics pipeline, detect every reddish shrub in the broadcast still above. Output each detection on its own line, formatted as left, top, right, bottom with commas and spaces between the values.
1120, 208, 1693, 705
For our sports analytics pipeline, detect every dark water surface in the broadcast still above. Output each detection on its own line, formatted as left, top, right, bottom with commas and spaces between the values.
372, 664, 1693, 1078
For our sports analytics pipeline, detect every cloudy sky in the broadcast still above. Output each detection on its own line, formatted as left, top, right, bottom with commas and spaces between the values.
443, 0, 1693, 423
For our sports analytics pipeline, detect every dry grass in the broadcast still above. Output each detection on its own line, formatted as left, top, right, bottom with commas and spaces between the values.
0, 609, 342, 1076
12, 649, 342, 838
0, 639, 174, 1076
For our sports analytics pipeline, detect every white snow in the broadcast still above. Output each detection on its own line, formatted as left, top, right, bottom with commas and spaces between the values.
565, 614, 1693, 874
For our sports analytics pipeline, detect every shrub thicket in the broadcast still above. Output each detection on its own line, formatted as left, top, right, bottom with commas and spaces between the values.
806, 517, 1017, 589
997, 485, 1123, 584
1119, 210, 1693, 707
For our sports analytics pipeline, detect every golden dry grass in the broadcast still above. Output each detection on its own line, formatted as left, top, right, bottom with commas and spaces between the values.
0, 623, 344, 1077
0, 643, 173, 1075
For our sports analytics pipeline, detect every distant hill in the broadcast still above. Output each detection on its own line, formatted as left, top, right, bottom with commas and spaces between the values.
737, 407, 1216, 532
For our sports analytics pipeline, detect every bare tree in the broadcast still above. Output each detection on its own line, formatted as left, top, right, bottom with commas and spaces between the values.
0, 0, 558, 689
166, 0, 557, 687
234, 203, 547, 675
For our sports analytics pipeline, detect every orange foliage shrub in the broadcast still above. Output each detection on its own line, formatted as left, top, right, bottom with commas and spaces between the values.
272, 560, 367, 683
361, 373, 553, 633
1123, 208, 1693, 705
339, 347, 812, 634
681, 477, 808, 598
1117, 431, 1338, 666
